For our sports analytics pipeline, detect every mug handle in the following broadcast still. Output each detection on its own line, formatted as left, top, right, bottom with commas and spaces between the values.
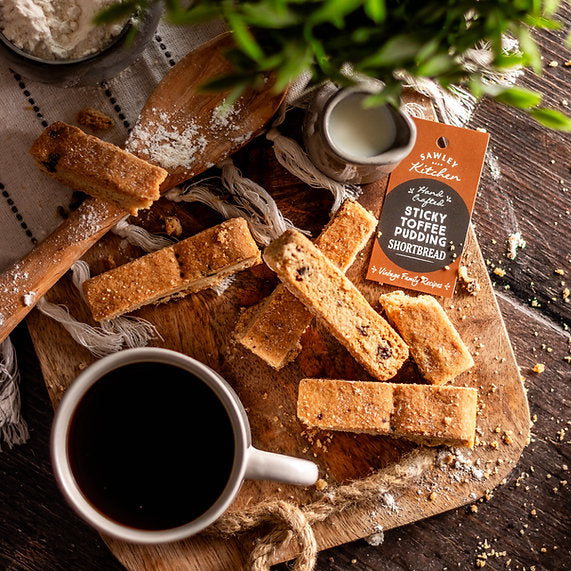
244, 447, 319, 487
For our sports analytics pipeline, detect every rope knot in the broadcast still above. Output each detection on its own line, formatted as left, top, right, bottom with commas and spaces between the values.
251, 501, 317, 571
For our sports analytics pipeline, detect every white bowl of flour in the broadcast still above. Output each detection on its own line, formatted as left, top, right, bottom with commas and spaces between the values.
0, 0, 163, 87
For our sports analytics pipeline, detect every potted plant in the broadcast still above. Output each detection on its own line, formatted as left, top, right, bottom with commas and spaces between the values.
97, 0, 570, 131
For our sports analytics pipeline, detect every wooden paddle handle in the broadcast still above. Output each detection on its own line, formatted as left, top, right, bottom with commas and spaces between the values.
0, 198, 126, 344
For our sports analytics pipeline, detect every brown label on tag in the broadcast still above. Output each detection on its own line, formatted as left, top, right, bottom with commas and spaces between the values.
367, 117, 489, 297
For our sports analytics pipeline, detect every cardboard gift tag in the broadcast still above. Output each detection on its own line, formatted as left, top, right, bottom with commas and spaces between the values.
367, 117, 489, 297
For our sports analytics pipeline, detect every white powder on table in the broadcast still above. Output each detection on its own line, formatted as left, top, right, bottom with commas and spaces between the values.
127, 112, 209, 171
0, 0, 127, 61
126, 101, 253, 172
209, 99, 243, 132
506, 231, 526, 260
22, 291, 36, 306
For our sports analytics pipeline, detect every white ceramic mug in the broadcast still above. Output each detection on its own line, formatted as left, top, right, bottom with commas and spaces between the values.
51, 348, 318, 544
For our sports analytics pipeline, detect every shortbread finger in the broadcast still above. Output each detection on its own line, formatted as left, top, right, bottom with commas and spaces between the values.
31, 122, 167, 215
263, 230, 408, 380
379, 290, 473, 384
237, 200, 377, 368
84, 218, 260, 321
391, 383, 477, 447
236, 286, 314, 368
297, 378, 477, 448
313, 199, 377, 270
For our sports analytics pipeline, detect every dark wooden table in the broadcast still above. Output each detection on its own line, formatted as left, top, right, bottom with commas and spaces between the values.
1, 14, 569, 571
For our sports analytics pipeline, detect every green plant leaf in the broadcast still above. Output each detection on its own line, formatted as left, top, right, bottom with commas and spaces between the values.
416, 54, 456, 77
360, 35, 422, 68
516, 26, 542, 73
93, 0, 141, 25
273, 41, 313, 91
351, 26, 377, 43
240, 3, 300, 28
524, 14, 562, 29
468, 76, 485, 99
528, 107, 571, 131
542, 0, 561, 17
307, 0, 362, 28
305, 28, 332, 75
494, 86, 543, 109
364, 0, 386, 23
166, 5, 222, 25
493, 52, 525, 69
363, 82, 402, 108
224, 6, 265, 62
416, 38, 440, 63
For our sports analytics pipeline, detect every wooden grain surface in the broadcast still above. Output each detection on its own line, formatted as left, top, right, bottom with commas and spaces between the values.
17, 94, 529, 569
1, 9, 569, 571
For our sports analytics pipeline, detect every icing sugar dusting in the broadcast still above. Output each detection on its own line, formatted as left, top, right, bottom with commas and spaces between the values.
22, 292, 36, 307
437, 447, 484, 482
141, 123, 207, 170
127, 110, 209, 171
1, 263, 29, 296
209, 100, 243, 131
127, 100, 254, 172
66, 200, 111, 243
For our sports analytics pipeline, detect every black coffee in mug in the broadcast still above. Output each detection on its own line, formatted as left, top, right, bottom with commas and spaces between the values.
67, 362, 235, 530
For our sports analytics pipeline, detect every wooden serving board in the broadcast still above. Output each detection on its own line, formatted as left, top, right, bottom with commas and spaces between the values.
26, 102, 529, 570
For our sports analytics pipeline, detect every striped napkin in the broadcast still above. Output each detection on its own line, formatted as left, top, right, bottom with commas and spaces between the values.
0, 18, 225, 448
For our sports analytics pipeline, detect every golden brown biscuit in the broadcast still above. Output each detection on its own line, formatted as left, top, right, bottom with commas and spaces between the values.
84, 218, 260, 321
297, 378, 477, 448
263, 230, 408, 380
31, 122, 167, 214
379, 290, 474, 384
237, 200, 377, 369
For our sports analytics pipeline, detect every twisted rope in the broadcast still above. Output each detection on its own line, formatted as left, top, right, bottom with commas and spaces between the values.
208, 449, 435, 570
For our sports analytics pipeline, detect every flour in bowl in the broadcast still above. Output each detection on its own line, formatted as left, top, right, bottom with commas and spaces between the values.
0, 0, 128, 60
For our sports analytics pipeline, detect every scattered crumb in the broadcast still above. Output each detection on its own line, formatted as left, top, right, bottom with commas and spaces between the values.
532, 363, 545, 373
506, 232, 526, 260
458, 265, 480, 295
502, 431, 513, 445
315, 479, 328, 491
493, 267, 506, 277
163, 215, 183, 237
487, 154, 501, 181
22, 291, 36, 306
365, 525, 384, 546
381, 492, 399, 512
76, 107, 114, 131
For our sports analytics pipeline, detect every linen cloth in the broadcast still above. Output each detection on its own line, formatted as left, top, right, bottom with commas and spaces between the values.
0, 18, 226, 272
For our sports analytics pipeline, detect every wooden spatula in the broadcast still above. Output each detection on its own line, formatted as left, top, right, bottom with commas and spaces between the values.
0, 33, 285, 344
